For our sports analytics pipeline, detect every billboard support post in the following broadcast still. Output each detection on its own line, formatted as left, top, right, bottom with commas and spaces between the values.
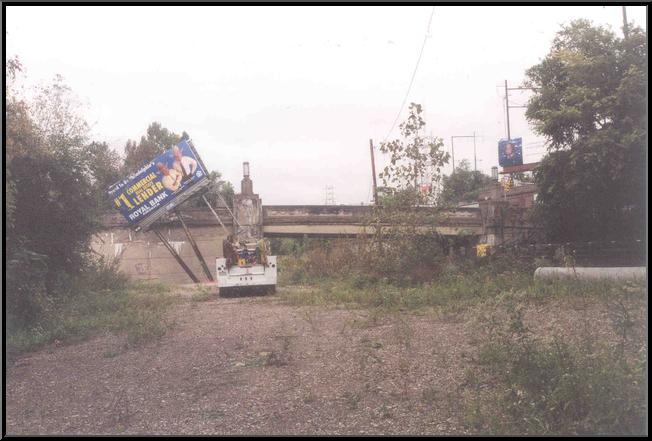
107, 136, 222, 284
153, 228, 200, 283
201, 194, 231, 235
217, 192, 240, 229
175, 208, 214, 282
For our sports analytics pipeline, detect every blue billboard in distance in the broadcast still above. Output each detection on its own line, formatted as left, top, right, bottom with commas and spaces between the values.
107, 139, 209, 231
498, 137, 523, 167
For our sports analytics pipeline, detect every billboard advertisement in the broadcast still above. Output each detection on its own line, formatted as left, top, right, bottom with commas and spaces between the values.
498, 137, 523, 167
107, 139, 210, 231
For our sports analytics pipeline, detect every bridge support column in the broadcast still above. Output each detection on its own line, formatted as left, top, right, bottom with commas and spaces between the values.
234, 162, 263, 243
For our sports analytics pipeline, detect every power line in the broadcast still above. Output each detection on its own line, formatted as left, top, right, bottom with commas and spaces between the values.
382, 6, 436, 144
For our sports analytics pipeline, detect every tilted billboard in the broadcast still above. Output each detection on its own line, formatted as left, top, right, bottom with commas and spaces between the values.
107, 139, 210, 231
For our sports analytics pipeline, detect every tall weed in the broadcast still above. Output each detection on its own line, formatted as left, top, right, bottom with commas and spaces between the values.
6, 259, 178, 360
469, 291, 647, 435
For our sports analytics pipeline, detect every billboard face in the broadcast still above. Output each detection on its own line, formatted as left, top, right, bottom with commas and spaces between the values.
498, 137, 523, 167
107, 139, 209, 230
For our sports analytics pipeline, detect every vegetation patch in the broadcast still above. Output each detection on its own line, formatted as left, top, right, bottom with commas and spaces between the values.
6, 268, 179, 361
461, 286, 647, 435
190, 285, 215, 302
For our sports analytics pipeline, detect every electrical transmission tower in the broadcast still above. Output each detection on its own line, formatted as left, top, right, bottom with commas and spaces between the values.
324, 185, 336, 205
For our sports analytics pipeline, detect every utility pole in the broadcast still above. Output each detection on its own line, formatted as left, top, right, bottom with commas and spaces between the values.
504, 79, 511, 140
450, 136, 455, 173
369, 139, 378, 205
622, 6, 629, 40
473, 131, 477, 172
503, 80, 538, 141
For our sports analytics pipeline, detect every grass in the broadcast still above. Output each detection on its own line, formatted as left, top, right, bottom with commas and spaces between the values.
457, 278, 647, 436
6, 280, 179, 360
278, 255, 645, 314
276, 248, 647, 435
472, 327, 647, 435
190, 285, 215, 302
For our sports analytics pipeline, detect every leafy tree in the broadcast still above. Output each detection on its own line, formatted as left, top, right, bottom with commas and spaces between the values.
86, 141, 124, 212
525, 19, 646, 242
379, 103, 449, 204
29, 74, 90, 154
6, 71, 105, 318
5, 57, 32, 231
437, 159, 494, 207
186, 170, 235, 209
360, 103, 451, 283
122, 122, 181, 174
375, 186, 419, 206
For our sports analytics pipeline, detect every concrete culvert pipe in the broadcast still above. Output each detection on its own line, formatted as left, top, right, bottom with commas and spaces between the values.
534, 267, 647, 281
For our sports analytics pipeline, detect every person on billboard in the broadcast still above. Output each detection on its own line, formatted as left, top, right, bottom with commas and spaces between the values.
172, 145, 198, 181
505, 142, 515, 160
499, 139, 523, 167
157, 162, 182, 192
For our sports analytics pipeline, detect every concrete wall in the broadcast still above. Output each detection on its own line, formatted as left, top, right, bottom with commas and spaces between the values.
478, 182, 541, 244
92, 226, 230, 284
93, 208, 233, 284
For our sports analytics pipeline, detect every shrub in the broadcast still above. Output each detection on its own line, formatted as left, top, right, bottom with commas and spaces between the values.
5, 244, 49, 329
6, 259, 177, 360
474, 303, 647, 435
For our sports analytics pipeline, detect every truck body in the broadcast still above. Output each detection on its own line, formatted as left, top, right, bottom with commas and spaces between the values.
215, 255, 277, 296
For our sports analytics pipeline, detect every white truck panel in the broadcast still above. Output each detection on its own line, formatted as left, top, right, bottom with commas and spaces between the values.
216, 256, 277, 293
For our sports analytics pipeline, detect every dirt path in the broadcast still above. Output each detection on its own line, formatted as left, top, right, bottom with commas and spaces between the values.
5, 288, 635, 435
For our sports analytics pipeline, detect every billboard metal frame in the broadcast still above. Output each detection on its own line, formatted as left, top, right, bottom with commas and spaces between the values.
107, 137, 222, 283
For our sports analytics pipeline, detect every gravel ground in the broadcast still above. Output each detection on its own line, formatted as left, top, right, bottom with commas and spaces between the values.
5, 286, 643, 435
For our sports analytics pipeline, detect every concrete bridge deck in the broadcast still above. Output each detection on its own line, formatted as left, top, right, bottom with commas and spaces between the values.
100, 204, 484, 237
261, 205, 482, 237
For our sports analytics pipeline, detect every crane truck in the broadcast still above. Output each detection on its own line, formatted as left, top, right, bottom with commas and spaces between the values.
215, 162, 277, 296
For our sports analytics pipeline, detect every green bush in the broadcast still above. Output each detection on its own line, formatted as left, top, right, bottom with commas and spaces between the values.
6, 260, 177, 361
474, 301, 647, 435
278, 235, 449, 287
5, 244, 49, 328
278, 254, 537, 311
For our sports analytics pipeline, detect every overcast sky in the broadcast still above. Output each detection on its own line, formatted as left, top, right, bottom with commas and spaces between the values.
5, 5, 647, 205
